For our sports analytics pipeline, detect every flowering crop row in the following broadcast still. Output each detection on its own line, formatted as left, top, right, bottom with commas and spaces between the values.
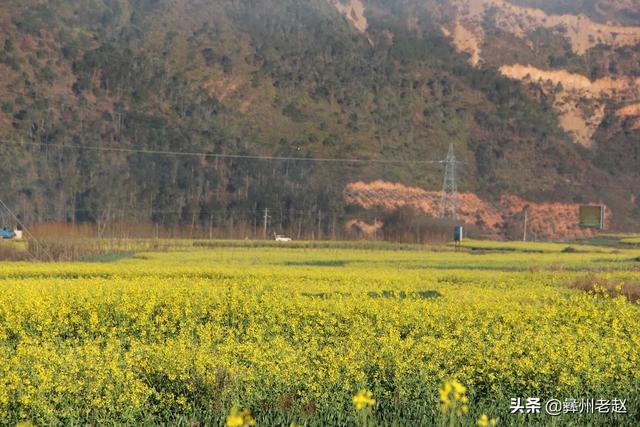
0, 246, 638, 425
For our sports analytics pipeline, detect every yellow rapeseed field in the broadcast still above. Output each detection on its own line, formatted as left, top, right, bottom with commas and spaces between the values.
0, 242, 639, 425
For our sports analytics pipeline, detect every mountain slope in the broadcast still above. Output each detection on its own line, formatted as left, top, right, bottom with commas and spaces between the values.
0, 0, 638, 233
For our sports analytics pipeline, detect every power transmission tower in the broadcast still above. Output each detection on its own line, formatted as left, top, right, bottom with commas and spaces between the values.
439, 143, 458, 221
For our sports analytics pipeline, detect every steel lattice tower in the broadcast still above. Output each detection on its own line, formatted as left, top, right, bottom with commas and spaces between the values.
439, 143, 458, 220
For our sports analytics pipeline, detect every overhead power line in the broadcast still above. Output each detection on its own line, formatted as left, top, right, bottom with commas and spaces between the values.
1, 140, 450, 165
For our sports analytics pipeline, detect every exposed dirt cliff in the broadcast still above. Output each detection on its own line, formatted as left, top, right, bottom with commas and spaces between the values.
499, 64, 640, 146
438, 0, 640, 147
445, 0, 640, 57
344, 180, 601, 240
331, 0, 368, 34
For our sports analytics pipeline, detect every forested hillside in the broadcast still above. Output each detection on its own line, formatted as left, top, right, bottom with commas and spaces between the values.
0, 0, 638, 234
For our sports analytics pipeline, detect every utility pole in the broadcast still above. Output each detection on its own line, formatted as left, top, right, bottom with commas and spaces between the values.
439, 144, 458, 221
332, 212, 336, 241
263, 208, 269, 239
374, 217, 378, 241
522, 206, 529, 242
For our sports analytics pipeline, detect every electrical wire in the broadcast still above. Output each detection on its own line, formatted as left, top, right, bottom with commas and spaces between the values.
0, 139, 456, 165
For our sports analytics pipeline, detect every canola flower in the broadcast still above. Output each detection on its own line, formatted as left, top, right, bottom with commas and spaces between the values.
0, 245, 638, 425
353, 390, 376, 410
477, 414, 497, 426
439, 380, 468, 416
226, 408, 256, 427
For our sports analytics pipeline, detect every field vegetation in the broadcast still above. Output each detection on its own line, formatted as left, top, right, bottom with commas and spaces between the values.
0, 240, 639, 425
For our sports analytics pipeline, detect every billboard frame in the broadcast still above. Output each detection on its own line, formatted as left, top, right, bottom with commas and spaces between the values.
579, 205, 605, 230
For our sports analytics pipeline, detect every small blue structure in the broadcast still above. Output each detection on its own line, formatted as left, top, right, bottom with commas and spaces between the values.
1, 227, 15, 239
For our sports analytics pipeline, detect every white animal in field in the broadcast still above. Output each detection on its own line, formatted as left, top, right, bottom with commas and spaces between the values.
274, 234, 292, 242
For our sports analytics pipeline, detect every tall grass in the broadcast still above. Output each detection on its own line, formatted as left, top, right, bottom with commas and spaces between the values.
24, 237, 178, 262
0, 242, 31, 261
28, 223, 220, 240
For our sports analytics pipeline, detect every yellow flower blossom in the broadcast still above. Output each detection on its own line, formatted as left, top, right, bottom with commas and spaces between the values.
476, 413, 497, 426
439, 380, 468, 415
353, 390, 376, 410
226, 408, 256, 427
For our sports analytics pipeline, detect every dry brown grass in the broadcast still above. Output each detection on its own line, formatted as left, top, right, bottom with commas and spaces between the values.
26, 238, 111, 262
27, 222, 279, 240
24, 237, 175, 262
0, 243, 32, 261
567, 275, 640, 303
0, 236, 140, 262
28, 223, 213, 239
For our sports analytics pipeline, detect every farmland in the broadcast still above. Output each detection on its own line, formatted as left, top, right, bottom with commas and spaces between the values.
0, 240, 639, 425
